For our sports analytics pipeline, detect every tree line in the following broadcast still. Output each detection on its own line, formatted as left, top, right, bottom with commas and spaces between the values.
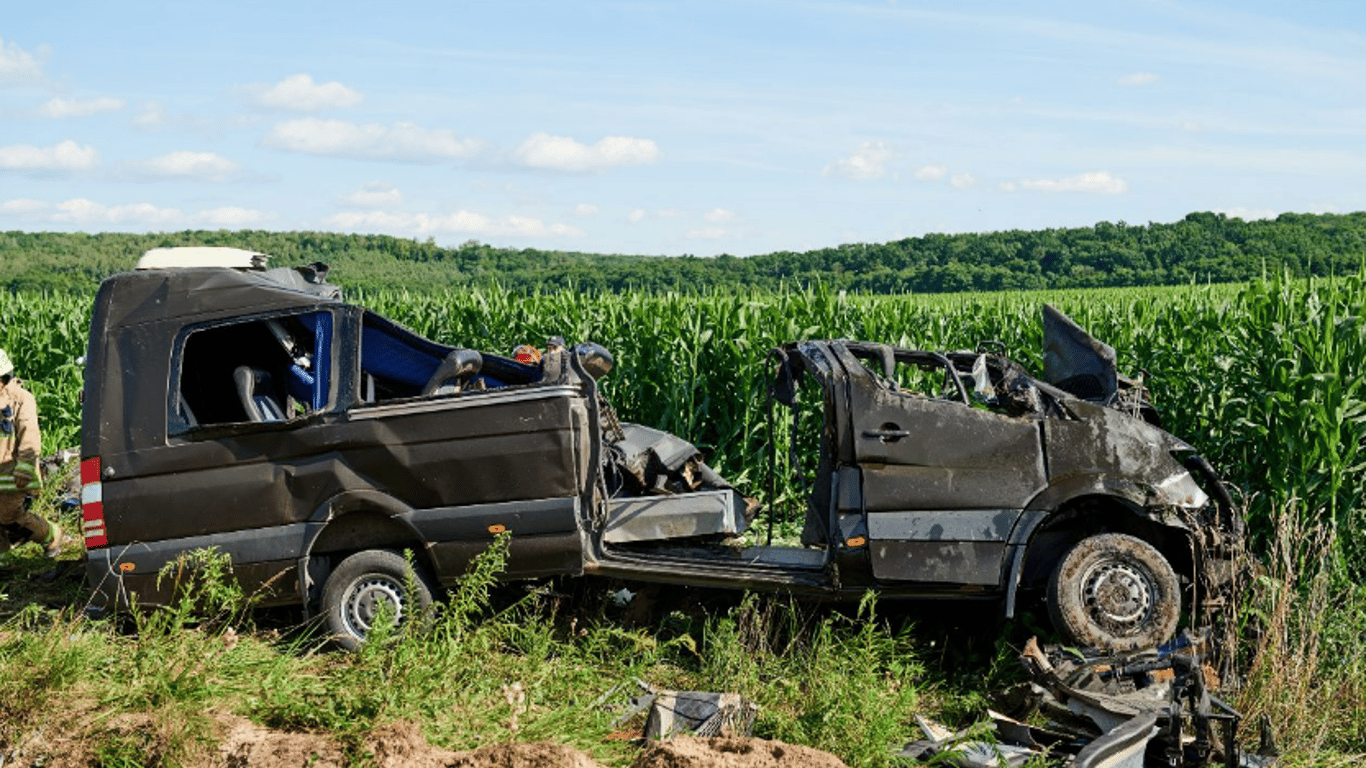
2, 210, 1363, 295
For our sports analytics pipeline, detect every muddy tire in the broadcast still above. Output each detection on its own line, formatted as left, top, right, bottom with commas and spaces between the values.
1046, 533, 1179, 651
321, 549, 434, 651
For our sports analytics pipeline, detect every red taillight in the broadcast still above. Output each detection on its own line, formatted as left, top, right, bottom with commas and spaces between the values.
80, 457, 107, 548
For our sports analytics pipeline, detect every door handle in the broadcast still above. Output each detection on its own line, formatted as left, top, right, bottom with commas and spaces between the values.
863, 427, 911, 441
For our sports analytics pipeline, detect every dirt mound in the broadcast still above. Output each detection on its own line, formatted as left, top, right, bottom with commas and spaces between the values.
212, 717, 609, 768
215, 716, 344, 767
446, 741, 609, 768
209, 717, 846, 768
632, 736, 850, 768
368, 722, 605, 768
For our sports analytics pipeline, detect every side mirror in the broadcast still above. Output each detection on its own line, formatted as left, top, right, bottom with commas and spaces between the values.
575, 343, 614, 380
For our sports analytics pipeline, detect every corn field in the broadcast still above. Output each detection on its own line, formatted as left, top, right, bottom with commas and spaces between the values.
6, 273, 1365, 562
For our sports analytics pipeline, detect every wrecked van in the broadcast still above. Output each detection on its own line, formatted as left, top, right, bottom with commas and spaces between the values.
80, 248, 1242, 651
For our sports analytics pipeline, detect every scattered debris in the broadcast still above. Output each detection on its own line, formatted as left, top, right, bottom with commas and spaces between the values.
601, 679, 758, 740
903, 632, 1280, 767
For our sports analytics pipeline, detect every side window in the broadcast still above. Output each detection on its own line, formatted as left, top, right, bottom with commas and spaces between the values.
849, 347, 969, 404
358, 314, 445, 403
171, 311, 333, 434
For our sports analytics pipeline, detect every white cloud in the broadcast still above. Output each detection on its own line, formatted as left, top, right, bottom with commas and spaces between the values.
0, 196, 271, 228
0, 198, 48, 215
197, 207, 270, 227
512, 133, 661, 172
685, 227, 727, 240
914, 165, 947, 182
251, 74, 363, 112
38, 96, 124, 118
1018, 171, 1128, 194
336, 181, 403, 209
997, 181, 1018, 193
824, 141, 895, 181
703, 207, 735, 223
627, 209, 646, 224
262, 118, 483, 162
573, 203, 599, 217
324, 209, 584, 238
950, 173, 977, 189
1215, 207, 1278, 221
136, 150, 242, 181
0, 140, 99, 171
133, 101, 166, 127
0, 37, 44, 87
1119, 72, 1160, 86
54, 198, 182, 225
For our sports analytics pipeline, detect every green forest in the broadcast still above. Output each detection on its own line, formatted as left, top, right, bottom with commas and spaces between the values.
3, 209, 1364, 294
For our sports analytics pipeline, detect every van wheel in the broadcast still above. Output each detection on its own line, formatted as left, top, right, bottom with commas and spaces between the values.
1046, 533, 1179, 652
321, 549, 434, 651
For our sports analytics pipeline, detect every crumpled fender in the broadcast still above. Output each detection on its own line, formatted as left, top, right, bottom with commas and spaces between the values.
1023, 473, 1195, 532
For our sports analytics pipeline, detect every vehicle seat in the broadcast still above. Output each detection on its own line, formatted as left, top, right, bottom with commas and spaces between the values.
422, 349, 483, 396
234, 366, 286, 422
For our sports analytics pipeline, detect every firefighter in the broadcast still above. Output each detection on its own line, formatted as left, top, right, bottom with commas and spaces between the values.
0, 349, 63, 557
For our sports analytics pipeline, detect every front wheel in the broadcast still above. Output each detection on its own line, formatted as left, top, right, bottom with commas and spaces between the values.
1046, 533, 1179, 651
321, 549, 434, 651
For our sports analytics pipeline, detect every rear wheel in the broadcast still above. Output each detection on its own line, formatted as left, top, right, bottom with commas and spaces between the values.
1046, 533, 1179, 651
321, 549, 434, 651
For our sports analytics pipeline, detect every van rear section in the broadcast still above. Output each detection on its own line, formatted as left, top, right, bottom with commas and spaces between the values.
82, 256, 599, 613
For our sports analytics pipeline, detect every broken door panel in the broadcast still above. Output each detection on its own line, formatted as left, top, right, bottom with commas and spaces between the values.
830, 345, 1046, 584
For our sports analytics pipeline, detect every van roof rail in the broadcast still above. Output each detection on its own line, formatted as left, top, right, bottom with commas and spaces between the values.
137, 247, 269, 271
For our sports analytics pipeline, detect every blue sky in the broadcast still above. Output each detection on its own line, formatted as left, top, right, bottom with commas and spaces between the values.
2, 1, 1363, 257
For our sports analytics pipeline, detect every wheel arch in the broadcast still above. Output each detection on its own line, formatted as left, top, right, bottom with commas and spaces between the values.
1009, 493, 1195, 611
297, 490, 438, 616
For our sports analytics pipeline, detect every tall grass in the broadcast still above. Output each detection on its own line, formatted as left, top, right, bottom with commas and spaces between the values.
0, 535, 946, 767
1230, 503, 1366, 763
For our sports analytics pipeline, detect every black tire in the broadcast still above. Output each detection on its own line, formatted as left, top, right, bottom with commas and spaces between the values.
1046, 533, 1180, 651
321, 549, 434, 651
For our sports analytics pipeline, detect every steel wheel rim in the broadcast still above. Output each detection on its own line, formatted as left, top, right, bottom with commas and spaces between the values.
1081, 558, 1154, 635
340, 573, 407, 638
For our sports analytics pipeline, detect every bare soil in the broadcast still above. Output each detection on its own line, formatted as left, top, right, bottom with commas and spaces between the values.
632, 736, 851, 768
205, 717, 850, 768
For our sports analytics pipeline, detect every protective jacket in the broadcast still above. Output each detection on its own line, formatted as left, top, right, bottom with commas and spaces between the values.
0, 379, 41, 492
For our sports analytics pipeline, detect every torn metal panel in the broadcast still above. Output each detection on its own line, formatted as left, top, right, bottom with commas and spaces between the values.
1043, 303, 1120, 403
603, 423, 732, 497
897, 714, 1036, 768
1073, 711, 1159, 768
988, 708, 1083, 752
603, 490, 748, 544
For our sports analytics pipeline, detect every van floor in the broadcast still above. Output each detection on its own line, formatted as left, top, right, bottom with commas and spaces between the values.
608, 540, 828, 570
